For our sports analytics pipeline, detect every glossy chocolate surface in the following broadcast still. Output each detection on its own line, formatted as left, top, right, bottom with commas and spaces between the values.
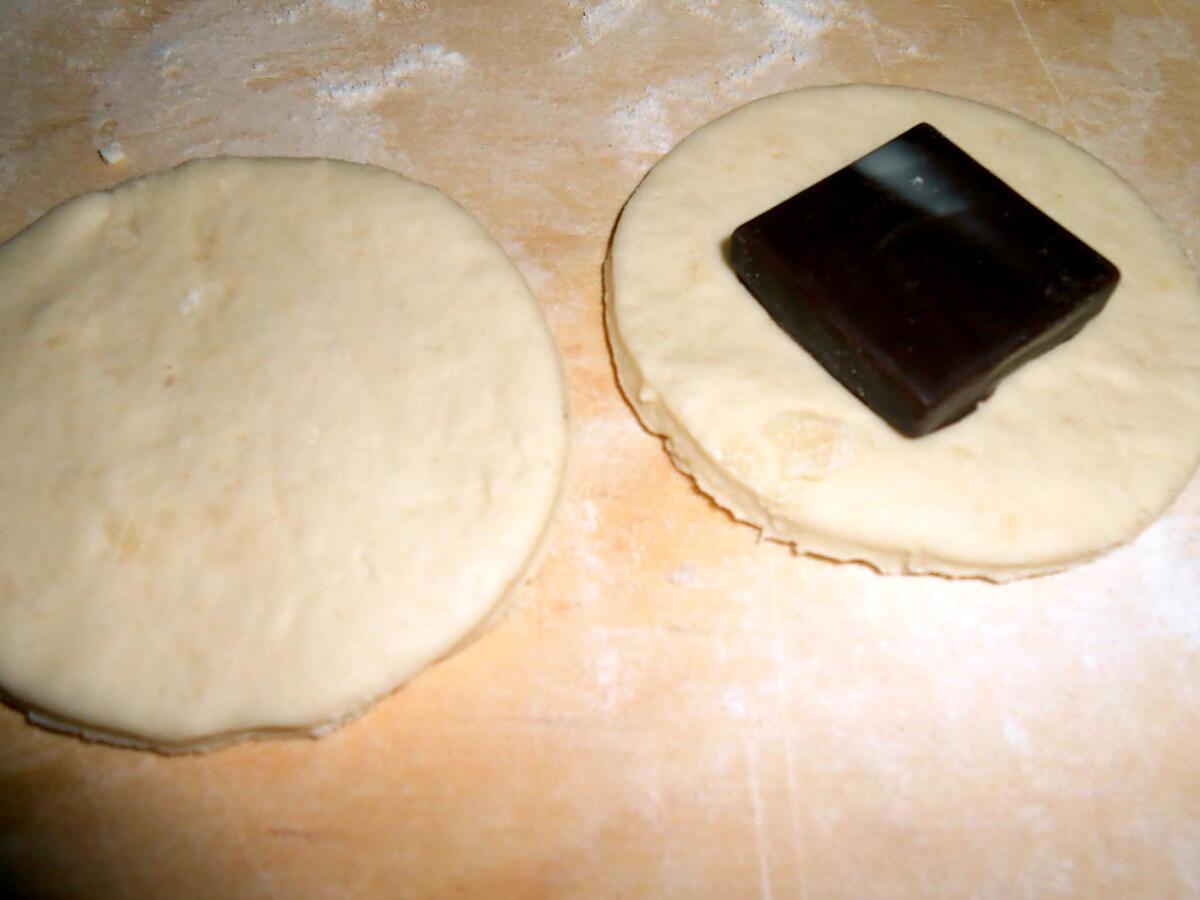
729, 123, 1120, 437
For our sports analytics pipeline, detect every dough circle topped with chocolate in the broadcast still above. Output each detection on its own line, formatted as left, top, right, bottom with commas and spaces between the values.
606, 84, 1200, 580
0, 157, 568, 750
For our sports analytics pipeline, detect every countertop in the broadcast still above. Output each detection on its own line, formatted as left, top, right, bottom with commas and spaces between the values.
2, 1, 1199, 897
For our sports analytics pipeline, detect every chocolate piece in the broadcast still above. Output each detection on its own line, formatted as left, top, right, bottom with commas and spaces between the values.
729, 123, 1120, 437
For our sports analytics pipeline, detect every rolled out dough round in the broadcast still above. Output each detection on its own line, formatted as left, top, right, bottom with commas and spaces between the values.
606, 85, 1200, 580
0, 158, 568, 750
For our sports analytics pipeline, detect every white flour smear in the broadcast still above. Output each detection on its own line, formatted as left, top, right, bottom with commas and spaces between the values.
749, 0, 873, 69
86, 1, 426, 167
319, 0, 375, 13
609, 88, 676, 155
316, 43, 468, 107
2, 2, 1198, 889
601, 0, 865, 158
581, 0, 642, 43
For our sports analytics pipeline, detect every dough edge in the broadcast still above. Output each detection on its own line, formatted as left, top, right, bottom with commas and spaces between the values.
0, 156, 573, 753
605, 269, 1115, 582
3, 475, 568, 755
603, 84, 1197, 582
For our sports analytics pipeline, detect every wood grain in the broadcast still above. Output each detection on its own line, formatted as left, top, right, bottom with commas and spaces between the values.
1, 1, 1198, 897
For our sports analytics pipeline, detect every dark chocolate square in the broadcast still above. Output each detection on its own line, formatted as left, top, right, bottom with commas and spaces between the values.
729, 123, 1120, 437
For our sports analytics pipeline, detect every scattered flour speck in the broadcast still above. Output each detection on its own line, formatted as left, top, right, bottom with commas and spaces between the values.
271, 4, 306, 26
316, 43, 468, 107
666, 564, 700, 587
99, 6, 128, 26
722, 686, 749, 718
1003, 719, 1032, 754
319, 0, 374, 13
731, 0, 869, 76
581, 499, 600, 533
581, 0, 641, 43
723, 50, 780, 85
508, 246, 554, 295
679, 0, 719, 18
608, 87, 675, 154
388, 43, 465, 79
316, 77, 386, 107
762, 0, 830, 41
179, 287, 204, 315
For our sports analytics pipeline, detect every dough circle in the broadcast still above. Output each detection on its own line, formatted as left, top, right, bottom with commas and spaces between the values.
606, 85, 1200, 580
0, 158, 568, 750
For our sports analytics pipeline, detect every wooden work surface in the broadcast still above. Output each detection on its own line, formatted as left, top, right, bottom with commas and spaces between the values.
2, 1, 1199, 896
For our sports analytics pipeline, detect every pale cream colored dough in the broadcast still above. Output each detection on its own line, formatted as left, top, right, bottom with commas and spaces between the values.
0, 158, 568, 751
606, 85, 1200, 580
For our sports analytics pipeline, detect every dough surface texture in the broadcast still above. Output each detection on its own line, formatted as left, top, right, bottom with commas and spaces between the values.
606, 85, 1200, 580
0, 157, 567, 750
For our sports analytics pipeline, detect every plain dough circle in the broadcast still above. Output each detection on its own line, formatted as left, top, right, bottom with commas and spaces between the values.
606, 85, 1200, 580
0, 158, 568, 750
